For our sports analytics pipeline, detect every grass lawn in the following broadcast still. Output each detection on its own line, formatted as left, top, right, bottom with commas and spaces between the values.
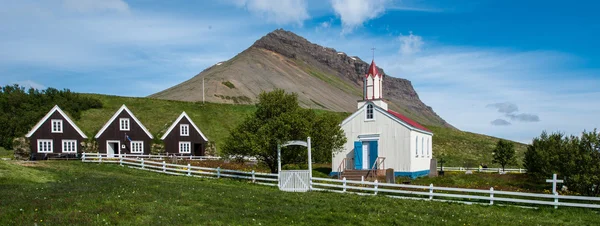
0, 147, 12, 159
1, 161, 599, 225
408, 171, 548, 193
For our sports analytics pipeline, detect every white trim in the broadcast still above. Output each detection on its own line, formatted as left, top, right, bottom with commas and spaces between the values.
62, 139, 77, 153
180, 124, 189, 136
25, 105, 88, 138
160, 112, 208, 141
106, 140, 121, 156
37, 139, 53, 153
94, 105, 153, 139
357, 134, 380, 141
51, 119, 63, 133
119, 118, 130, 131
179, 141, 191, 153
130, 141, 144, 153
340, 101, 434, 136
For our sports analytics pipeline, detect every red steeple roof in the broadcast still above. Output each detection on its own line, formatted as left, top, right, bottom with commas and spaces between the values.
366, 60, 380, 77
386, 109, 431, 132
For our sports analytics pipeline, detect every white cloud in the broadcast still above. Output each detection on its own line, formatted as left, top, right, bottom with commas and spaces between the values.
233, 0, 309, 25
330, 0, 388, 33
62, 0, 129, 13
399, 31, 423, 56
377, 32, 600, 143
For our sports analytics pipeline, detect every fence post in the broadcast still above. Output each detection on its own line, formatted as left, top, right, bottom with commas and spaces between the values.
163, 161, 166, 173
343, 177, 347, 193
141, 158, 145, 169
374, 180, 378, 195
252, 170, 256, 183
217, 167, 221, 179
82, 152, 86, 161
361, 176, 364, 186
429, 184, 434, 200
519, 168, 522, 173
490, 187, 494, 205
187, 163, 191, 176
554, 192, 559, 209
99, 154, 102, 163
190, 155, 192, 160
120, 156, 123, 166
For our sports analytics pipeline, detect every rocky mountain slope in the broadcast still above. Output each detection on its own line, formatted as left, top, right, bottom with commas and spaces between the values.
150, 29, 453, 128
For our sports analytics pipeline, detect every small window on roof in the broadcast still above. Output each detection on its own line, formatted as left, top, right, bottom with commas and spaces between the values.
366, 104, 374, 120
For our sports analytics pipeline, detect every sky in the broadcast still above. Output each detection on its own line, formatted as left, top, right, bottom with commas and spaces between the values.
1, 0, 599, 144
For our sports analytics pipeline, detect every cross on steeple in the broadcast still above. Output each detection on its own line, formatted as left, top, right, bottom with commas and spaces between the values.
371, 47, 376, 61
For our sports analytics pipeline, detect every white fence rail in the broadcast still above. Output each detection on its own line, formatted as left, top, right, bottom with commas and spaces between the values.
82, 152, 222, 161
81, 154, 278, 186
438, 167, 527, 173
311, 177, 600, 209
81, 154, 600, 209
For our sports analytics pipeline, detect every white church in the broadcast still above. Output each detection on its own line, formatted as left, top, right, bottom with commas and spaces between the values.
331, 60, 433, 179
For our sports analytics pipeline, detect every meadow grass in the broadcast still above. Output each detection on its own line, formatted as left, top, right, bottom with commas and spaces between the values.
0, 147, 12, 159
1, 160, 598, 225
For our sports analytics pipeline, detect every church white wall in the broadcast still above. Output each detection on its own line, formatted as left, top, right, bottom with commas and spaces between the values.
333, 105, 414, 173
410, 130, 433, 172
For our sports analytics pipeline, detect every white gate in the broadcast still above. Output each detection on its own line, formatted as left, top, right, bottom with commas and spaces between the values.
279, 170, 310, 192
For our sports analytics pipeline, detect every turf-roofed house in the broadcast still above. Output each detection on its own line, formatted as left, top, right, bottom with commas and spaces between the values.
25, 105, 88, 160
161, 112, 209, 156
332, 60, 434, 179
95, 105, 153, 156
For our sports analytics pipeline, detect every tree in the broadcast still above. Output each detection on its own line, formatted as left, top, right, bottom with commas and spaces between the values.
222, 89, 346, 173
492, 139, 515, 171
524, 129, 600, 196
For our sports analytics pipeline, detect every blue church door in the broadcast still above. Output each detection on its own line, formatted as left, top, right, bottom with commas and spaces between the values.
354, 141, 378, 170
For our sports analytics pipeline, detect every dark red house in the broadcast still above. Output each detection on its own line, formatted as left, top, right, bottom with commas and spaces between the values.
25, 105, 88, 160
160, 112, 208, 156
95, 105, 153, 156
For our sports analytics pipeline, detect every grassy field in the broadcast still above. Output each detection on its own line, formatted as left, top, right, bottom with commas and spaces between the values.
1, 160, 599, 225
408, 171, 547, 193
0, 147, 12, 159
67, 94, 528, 167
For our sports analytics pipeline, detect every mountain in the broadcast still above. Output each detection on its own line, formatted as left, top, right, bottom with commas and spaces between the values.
150, 29, 453, 128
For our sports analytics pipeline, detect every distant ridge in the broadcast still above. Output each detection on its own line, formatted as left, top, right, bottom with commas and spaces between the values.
150, 29, 453, 128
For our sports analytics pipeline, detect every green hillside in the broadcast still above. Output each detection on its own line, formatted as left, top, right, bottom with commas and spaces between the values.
73, 94, 526, 167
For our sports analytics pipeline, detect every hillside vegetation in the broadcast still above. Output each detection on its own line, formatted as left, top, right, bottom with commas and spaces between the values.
1, 161, 598, 225
71, 94, 526, 167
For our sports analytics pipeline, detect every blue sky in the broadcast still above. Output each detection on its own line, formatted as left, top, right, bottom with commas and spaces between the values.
1, 0, 599, 143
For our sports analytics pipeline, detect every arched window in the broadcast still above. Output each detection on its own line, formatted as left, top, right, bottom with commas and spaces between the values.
366, 104, 374, 120
415, 136, 418, 157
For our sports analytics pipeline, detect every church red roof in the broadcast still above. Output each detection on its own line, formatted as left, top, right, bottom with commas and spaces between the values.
386, 109, 431, 132
366, 60, 380, 77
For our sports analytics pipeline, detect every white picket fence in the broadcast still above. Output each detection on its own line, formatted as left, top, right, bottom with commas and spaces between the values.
81, 154, 278, 186
81, 154, 600, 209
438, 167, 527, 173
82, 153, 221, 161
311, 177, 600, 209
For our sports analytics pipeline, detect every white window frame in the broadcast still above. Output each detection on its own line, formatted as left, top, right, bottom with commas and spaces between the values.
62, 139, 77, 153
180, 124, 190, 136
179, 141, 191, 154
120, 118, 130, 131
38, 139, 53, 153
421, 137, 425, 156
51, 119, 63, 133
130, 141, 143, 153
365, 104, 374, 121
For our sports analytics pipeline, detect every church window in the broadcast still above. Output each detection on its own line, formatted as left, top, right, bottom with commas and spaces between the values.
366, 104, 374, 120
415, 136, 418, 157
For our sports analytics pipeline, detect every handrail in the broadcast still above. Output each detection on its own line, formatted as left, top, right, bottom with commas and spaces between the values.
366, 157, 385, 180
337, 158, 347, 179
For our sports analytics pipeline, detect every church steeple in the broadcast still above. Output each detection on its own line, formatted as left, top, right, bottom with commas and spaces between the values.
358, 59, 388, 111
363, 60, 383, 100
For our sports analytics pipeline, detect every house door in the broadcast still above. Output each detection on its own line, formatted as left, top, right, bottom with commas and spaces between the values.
193, 143, 203, 156
107, 141, 119, 157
